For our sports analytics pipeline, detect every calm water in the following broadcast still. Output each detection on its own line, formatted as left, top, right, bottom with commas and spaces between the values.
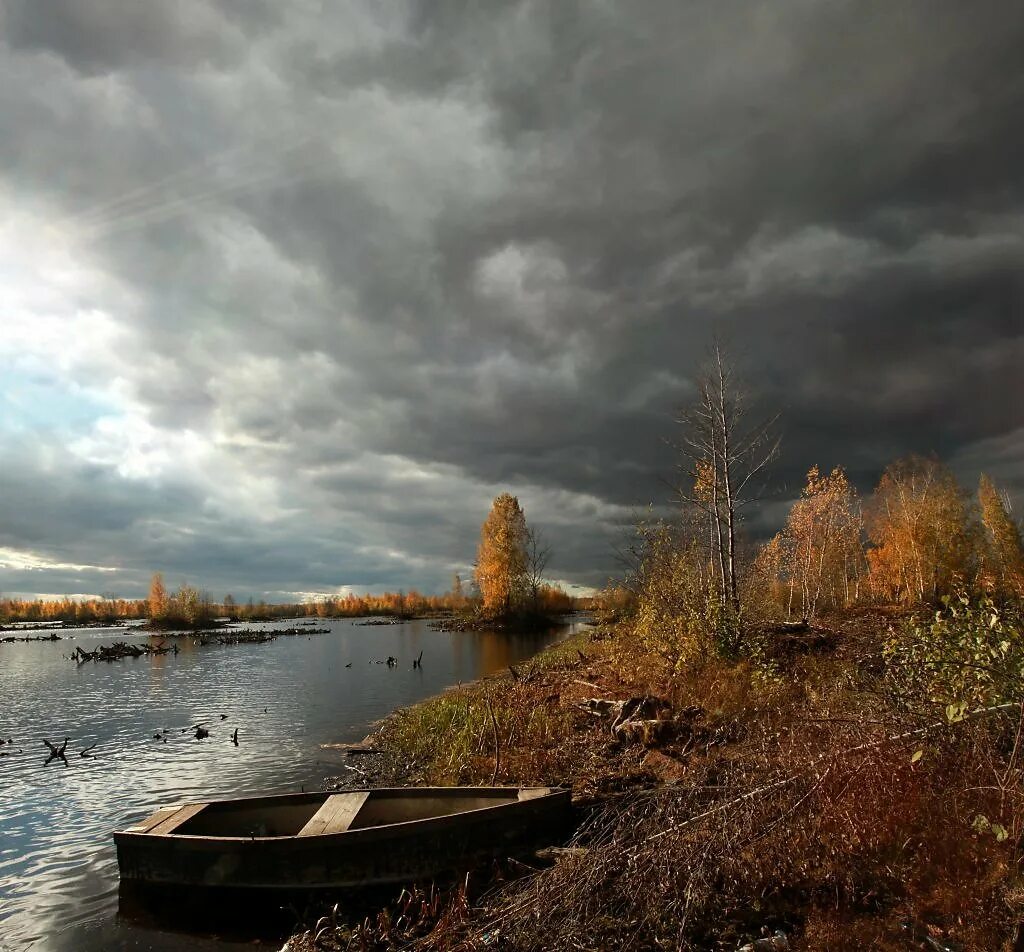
0, 616, 580, 952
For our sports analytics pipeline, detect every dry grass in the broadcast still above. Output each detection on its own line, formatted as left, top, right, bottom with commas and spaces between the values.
375, 632, 600, 787
300, 612, 1024, 951
460, 708, 1023, 950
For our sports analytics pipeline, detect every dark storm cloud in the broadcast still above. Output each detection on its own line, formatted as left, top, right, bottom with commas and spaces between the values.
1, 0, 1022, 599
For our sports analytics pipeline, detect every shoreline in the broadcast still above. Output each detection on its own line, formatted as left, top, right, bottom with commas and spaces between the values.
319, 620, 587, 792
289, 605, 1024, 951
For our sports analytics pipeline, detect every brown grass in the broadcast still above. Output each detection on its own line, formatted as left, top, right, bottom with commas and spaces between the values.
298, 613, 1024, 951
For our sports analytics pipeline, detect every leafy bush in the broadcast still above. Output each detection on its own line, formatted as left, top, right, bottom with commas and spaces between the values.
885, 591, 1024, 710
631, 522, 732, 669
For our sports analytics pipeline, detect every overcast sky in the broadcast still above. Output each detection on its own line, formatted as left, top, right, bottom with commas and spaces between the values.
1, 1, 1022, 601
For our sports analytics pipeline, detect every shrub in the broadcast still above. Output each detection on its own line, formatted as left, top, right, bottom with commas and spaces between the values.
884, 591, 1024, 711
631, 522, 731, 669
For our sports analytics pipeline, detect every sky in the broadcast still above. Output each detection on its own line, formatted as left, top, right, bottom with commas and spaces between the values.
0, 1, 1022, 602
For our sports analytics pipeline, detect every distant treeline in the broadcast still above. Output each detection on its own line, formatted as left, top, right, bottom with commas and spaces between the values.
0, 577, 581, 627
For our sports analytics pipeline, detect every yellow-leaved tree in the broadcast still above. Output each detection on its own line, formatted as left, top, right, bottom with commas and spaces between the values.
475, 493, 529, 616
147, 572, 167, 622
866, 456, 975, 602
978, 473, 1024, 596
749, 466, 863, 621
785, 465, 864, 619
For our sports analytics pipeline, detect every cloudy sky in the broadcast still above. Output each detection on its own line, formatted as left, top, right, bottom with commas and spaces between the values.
1, 1, 1022, 601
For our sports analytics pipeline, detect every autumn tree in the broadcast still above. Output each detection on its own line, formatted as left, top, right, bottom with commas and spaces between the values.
866, 456, 975, 603
748, 530, 788, 617
780, 466, 863, 619
475, 493, 529, 616
978, 473, 1024, 596
148, 572, 167, 621
173, 584, 201, 626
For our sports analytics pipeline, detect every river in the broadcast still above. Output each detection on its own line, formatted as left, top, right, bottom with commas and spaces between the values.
0, 616, 582, 951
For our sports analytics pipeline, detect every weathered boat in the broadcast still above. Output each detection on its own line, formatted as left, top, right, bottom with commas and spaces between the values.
114, 786, 571, 890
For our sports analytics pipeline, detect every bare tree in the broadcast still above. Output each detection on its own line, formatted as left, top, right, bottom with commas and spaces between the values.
526, 527, 552, 613
674, 341, 779, 620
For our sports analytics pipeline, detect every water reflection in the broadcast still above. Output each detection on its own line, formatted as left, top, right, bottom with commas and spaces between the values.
0, 617, 578, 951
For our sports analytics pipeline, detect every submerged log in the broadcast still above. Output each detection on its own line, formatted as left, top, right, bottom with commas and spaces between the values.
0, 631, 63, 642
43, 737, 69, 766
72, 641, 173, 664
215, 626, 329, 644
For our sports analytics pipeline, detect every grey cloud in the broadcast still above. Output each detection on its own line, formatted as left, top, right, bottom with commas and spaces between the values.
1, 1, 1022, 600
0, 0, 270, 73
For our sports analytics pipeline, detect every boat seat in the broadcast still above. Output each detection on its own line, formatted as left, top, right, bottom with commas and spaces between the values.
144, 803, 207, 835
297, 792, 370, 837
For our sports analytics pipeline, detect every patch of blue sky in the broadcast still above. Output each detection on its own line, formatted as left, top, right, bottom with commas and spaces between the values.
0, 367, 116, 435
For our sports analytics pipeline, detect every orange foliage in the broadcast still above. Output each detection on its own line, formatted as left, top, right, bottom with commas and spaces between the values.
475, 493, 530, 615
751, 456, 1018, 612
866, 456, 976, 602
978, 473, 1024, 597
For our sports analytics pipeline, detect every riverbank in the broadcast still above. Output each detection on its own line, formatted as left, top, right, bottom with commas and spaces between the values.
293, 607, 1024, 951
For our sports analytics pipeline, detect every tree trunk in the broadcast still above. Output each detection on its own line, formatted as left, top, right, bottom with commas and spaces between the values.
716, 355, 739, 616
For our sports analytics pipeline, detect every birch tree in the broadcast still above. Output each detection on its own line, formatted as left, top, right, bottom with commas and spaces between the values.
525, 527, 552, 613
782, 466, 863, 619
866, 456, 974, 602
675, 342, 779, 621
978, 473, 1024, 596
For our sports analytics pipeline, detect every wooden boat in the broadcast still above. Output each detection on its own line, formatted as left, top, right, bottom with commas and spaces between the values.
114, 786, 571, 890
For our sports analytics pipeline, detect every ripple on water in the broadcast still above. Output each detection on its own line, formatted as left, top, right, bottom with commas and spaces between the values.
0, 616, 580, 951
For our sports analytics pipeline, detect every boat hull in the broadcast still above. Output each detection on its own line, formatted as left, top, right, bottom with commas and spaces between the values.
114, 787, 571, 890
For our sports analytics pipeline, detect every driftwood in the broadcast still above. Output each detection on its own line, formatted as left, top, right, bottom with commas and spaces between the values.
579, 696, 700, 747
1, 632, 63, 643
63, 627, 327, 655
72, 641, 176, 663
216, 630, 275, 645
216, 626, 328, 644
43, 737, 69, 766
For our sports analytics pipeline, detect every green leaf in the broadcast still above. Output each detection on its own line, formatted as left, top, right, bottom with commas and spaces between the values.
972, 814, 991, 833
946, 702, 967, 723
992, 823, 1009, 842
910, 749, 924, 764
